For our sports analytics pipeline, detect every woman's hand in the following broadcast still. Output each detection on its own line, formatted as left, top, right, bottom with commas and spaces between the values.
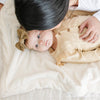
0, 3, 3, 10
79, 16, 100, 43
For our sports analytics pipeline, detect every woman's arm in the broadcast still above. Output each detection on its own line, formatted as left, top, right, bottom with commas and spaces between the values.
73, 0, 100, 43
0, 3, 3, 10
79, 16, 100, 43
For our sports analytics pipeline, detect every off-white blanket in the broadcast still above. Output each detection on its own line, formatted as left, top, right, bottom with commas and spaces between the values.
0, 0, 100, 98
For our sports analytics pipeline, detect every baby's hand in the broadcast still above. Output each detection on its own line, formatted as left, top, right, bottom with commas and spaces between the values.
79, 16, 100, 43
0, 3, 3, 10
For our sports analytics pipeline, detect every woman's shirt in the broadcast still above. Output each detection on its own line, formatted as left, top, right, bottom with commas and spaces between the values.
70, 0, 100, 21
0, 0, 6, 4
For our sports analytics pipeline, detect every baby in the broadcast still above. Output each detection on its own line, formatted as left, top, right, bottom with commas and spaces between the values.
15, 26, 57, 52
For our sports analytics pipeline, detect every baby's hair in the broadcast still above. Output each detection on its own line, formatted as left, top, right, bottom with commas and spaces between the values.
14, 0, 69, 31
15, 26, 28, 51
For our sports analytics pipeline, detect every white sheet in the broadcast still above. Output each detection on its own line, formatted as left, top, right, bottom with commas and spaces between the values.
1, 89, 100, 100
0, 0, 100, 98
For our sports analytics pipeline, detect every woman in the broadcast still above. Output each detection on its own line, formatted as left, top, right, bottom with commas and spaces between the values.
14, 0, 100, 51
1, 0, 100, 51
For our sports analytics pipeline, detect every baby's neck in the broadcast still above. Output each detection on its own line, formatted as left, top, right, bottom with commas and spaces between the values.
51, 31, 57, 50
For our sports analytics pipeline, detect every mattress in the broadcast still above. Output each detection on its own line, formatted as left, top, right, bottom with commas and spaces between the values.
0, 0, 100, 99
1, 89, 100, 100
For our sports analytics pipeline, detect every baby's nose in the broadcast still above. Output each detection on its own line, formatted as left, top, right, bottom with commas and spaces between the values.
39, 40, 44, 45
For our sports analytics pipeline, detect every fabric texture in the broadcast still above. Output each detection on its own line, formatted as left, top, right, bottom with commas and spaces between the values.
1, 0, 100, 99
51, 11, 100, 65
1, 89, 100, 100
0, 0, 6, 4
70, 0, 100, 21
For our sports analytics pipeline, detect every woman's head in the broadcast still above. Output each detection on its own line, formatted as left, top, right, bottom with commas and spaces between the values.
15, 0, 69, 52
15, 0, 69, 31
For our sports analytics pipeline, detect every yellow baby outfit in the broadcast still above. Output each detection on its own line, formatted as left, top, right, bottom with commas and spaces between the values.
50, 11, 100, 65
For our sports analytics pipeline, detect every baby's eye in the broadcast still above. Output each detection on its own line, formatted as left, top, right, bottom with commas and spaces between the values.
35, 44, 38, 48
37, 35, 40, 39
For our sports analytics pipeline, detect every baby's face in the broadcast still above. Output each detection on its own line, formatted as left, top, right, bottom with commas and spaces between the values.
25, 30, 53, 52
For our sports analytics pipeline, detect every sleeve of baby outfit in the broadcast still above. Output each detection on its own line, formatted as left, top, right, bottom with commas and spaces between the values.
0, 0, 6, 4
75, 0, 100, 21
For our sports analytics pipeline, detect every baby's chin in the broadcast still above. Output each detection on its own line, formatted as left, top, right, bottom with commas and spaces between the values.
38, 42, 53, 52
38, 45, 53, 52
38, 46, 52, 52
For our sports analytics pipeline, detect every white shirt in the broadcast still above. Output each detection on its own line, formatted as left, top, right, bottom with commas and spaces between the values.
71, 0, 100, 21
0, 0, 6, 4
0, 0, 100, 21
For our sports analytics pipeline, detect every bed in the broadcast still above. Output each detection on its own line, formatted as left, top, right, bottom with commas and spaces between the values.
0, 0, 100, 100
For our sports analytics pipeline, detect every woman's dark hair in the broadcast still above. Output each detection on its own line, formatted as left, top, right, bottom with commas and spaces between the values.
15, 0, 69, 31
